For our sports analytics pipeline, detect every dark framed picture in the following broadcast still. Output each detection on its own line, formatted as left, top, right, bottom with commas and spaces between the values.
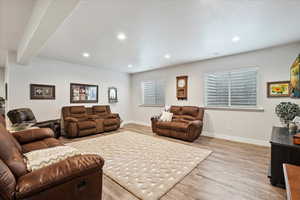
108, 87, 118, 103
267, 81, 290, 98
70, 83, 98, 103
30, 84, 55, 100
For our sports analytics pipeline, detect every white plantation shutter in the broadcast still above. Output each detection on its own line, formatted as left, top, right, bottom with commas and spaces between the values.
142, 80, 165, 106
205, 68, 258, 107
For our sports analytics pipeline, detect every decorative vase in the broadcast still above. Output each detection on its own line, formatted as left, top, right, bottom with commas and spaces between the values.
289, 122, 297, 134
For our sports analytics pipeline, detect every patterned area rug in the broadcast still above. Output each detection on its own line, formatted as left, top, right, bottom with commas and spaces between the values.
67, 131, 212, 200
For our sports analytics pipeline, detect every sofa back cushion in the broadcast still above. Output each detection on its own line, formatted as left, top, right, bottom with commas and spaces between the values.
0, 159, 16, 200
62, 106, 87, 119
170, 106, 204, 121
7, 108, 37, 125
0, 124, 27, 178
170, 106, 182, 115
92, 106, 110, 117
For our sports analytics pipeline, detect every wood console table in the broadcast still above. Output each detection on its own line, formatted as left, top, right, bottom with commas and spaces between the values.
283, 164, 300, 200
269, 127, 300, 188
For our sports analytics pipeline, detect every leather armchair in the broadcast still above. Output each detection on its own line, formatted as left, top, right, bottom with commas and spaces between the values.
7, 108, 61, 138
151, 106, 204, 142
0, 123, 104, 200
62, 106, 99, 138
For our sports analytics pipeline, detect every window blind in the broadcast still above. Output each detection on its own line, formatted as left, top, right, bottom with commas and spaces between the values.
142, 80, 165, 106
205, 68, 257, 107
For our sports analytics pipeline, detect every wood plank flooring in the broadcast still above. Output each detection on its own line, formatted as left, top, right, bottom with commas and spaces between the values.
61, 124, 286, 200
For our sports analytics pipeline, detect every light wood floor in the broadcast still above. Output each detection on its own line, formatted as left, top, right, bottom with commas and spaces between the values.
61, 124, 286, 200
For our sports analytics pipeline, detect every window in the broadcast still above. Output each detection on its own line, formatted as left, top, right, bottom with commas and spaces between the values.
205, 68, 258, 107
141, 80, 165, 106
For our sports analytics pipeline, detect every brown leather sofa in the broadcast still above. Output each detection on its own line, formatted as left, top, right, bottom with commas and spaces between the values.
151, 106, 204, 142
62, 105, 121, 138
0, 122, 104, 200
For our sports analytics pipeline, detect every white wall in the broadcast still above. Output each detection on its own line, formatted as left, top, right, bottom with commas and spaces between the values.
130, 43, 300, 146
7, 54, 131, 122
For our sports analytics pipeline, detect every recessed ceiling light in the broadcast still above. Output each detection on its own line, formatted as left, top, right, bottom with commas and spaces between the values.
117, 32, 127, 41
128, 64, 133, 68
164, 54, 171, 59
232, 36, 240, 43
82, 52, 90, 58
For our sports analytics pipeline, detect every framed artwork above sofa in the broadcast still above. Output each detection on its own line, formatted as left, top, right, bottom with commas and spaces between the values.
70, 83, 98, 103
30, 84, 55, 100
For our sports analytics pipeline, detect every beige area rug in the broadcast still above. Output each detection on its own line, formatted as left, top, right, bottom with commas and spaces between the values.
67, 131, 212, 200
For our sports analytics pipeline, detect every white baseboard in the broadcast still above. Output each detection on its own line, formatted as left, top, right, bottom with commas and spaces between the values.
124, 121, 151, 127
201, 131, 270, 147
125, 121, 269, 147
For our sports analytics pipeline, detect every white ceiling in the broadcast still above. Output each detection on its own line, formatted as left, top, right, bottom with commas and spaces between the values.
0, 0, 35, 67
1, 0, 300, 73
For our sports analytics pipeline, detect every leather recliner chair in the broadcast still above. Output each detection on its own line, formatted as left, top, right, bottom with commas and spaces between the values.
0, 121, 104, 200
61, 106, 100, 138
151, 106, 204, 142
7, 108, 61, 138
90, 105, 121, 132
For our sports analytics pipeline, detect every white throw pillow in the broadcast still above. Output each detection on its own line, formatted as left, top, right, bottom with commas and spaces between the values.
159, 111, 173, 122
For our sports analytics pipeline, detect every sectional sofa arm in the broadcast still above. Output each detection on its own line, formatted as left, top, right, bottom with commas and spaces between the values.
12, 128, 55, 144
64, 117, 79, 122
188, 120, 203, 127
16, 154, 104, 199
105, 113, 120, 119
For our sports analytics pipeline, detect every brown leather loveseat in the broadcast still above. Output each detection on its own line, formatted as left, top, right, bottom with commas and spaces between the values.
62, 106, 99, 138
88, 105, 121, 132
0, 123, 104, 200
151, 106, 204, 142
62, 105, 121, 138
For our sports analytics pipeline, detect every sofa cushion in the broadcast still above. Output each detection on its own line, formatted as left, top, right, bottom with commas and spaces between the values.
77, 121, 96, 130
182, 106, 199, 117
21, 138, 63, 153
170, 106, 182, 115
181, 115, 196, 121
103, 118, 118, 126
156, 121, 189, 131
70, 106, 86, 114
93, 106, 108, 116
0, 125, 27, 177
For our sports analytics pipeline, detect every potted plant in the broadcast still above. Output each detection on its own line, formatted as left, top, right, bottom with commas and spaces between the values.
275, 102, 300, 128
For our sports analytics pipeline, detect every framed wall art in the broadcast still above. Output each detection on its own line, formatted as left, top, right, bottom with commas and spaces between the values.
30, 84, 55, 100
267, 81, 290, 98
291, 54, 300, 98
70, 83, 98, 103
108, 87, 118, 103
176, 76, 188, 100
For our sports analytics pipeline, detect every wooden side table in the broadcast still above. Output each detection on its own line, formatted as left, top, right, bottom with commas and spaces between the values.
283, 164, 300, 200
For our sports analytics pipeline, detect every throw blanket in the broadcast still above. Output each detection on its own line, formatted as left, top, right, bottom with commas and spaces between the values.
24, 146, 82, 171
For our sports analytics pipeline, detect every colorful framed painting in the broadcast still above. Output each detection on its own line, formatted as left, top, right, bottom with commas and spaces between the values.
290, 54, 300, 98
30, 84, 55, 100
267, 81, 290, 98
70, 83, 98, 103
